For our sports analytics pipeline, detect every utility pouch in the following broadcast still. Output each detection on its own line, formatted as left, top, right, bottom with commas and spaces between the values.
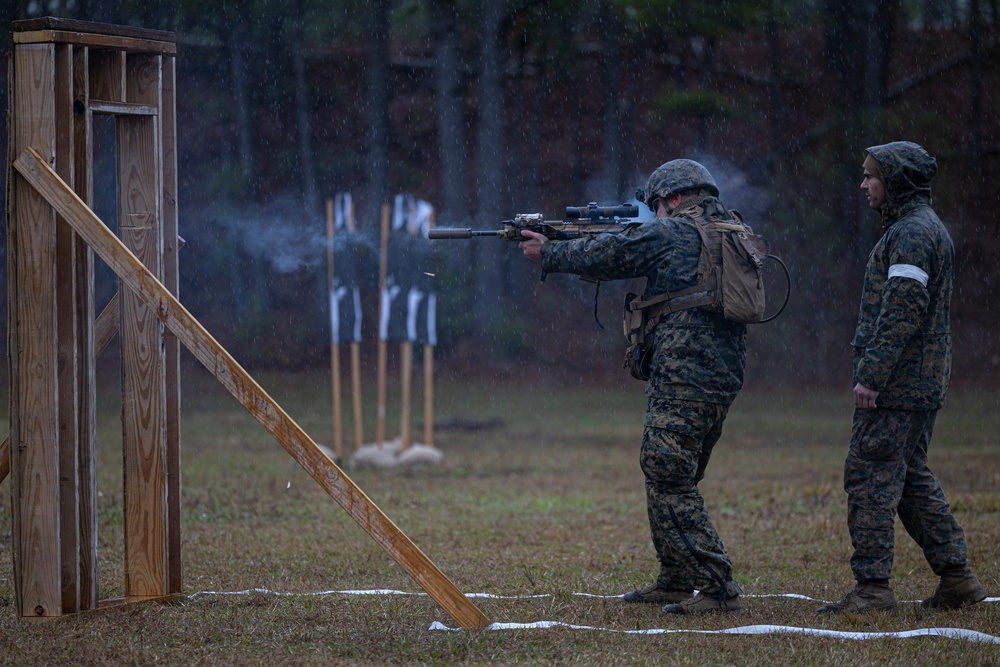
622, 292, 655, 381
622, 342, 653, 382
623, 292, 644, 344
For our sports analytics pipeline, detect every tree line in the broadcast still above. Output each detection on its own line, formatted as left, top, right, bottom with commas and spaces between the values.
1, 0, 997, 386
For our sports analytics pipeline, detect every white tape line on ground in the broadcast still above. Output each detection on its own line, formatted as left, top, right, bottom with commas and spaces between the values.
187, 589, 999, 605
428, 620, 1000, 644
187, 588, 550, 600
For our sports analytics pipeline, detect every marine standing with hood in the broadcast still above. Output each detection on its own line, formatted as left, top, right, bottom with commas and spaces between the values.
519, 160, 745, 614
818, 141, 988, 614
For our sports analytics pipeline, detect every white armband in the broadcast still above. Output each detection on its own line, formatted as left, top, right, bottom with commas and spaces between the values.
887, 263, 929, 287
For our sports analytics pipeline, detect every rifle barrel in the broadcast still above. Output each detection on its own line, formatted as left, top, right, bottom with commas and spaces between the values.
428, 228, 500, 239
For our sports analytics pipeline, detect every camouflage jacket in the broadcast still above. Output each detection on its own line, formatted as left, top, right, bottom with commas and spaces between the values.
541, 196, 746, 405
853, 142, 953, 410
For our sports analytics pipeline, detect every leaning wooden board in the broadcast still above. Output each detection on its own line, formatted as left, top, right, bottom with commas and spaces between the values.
13, 146, 490, 631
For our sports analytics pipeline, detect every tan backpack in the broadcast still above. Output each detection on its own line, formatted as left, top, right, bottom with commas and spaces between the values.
622, 209, 769, 381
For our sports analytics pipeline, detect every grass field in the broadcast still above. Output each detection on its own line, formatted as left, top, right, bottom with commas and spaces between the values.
1, 363, 998, 665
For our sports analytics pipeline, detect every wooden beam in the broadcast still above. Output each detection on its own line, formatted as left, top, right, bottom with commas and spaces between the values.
116, 102, 168, 598
89, 102, 157, 116
13, 17, 176, 47
0, 295, 117, 488
10, 43, 63, 619
161, 54, 184, 597
54, 41, 82, 615
72, 42, 98, 613
0, 440, 9, 489
13, 30, 176, 55
13, 147, 491, 632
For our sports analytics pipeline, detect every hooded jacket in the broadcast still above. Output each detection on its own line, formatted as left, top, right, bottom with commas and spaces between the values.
852, 141, 953, 410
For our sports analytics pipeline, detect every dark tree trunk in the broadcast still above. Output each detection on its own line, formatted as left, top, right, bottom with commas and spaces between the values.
766, 17, 786, 159
291, 2, 318, 216
696, 37, 717, 154
824, 0, 899, 263
366, 0, 390, 230
967, 0, 984, 167
599, 0, 623, 201
227, 24, 256, 201
431, 1, 470, 228
473, 0, 507, 338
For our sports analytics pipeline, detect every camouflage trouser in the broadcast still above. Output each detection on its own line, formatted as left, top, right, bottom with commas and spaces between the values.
846, 408, 969, 582
641, 398, 739, 596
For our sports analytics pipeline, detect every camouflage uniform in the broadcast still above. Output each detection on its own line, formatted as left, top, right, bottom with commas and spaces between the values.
846, 141, 969, 582
541, 174, 744, 597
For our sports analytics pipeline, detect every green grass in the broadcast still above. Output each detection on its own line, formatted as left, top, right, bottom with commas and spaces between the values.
0, 365, 998, 665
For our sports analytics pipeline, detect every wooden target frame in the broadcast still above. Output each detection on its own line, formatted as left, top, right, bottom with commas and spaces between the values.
6, 17, 488, 630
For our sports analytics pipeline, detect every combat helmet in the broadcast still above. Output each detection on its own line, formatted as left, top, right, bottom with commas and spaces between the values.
639, 159, 719, 210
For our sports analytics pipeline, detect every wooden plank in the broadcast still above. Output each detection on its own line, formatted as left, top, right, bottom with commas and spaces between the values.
161, 55, 183, 596
117, 107, 168, 599
0, 293, 118, 491
13, 30, 177, 55
72, 45, 98, 612
13, 17, 176, 45
10, 44, 63, 618
424, 344, 434, 447
89, 50, 125, 104
0, 440, 9, 487
54, 41, 82, 615
13, 147, 492, 631
400, 341, 412, 450
351, 342, 363, 450
89, 101, 157, 116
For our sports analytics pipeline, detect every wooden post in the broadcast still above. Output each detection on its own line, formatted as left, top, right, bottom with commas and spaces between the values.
326, 198, 344, 460
400, 341, 412, 449
118, 53, 168, 599
54, 42, 82, 615
424, 343, 434, 447
345, 197, 363, 452
351, 341, 364, 450
10, 40, 63, 619
14, 147, 492, 631
161, 52, 184, 597
0, 293, 119, 490
423, 211, 435, 448
72, 41, 99, 613
376, 203, 391, 448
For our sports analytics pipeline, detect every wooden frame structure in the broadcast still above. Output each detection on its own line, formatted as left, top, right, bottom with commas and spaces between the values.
7, 17, 489, 631
8, 17, 182, 616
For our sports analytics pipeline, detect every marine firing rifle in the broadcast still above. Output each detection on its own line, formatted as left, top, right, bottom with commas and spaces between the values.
429, 200, 792, 325
427, 202, 640, 243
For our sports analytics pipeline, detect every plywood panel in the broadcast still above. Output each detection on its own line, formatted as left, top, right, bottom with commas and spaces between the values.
117, 111, 168, 599
89, 49, 125, 103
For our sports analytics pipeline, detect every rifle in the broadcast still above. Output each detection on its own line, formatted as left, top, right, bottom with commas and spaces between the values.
427, 203, 640, 242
